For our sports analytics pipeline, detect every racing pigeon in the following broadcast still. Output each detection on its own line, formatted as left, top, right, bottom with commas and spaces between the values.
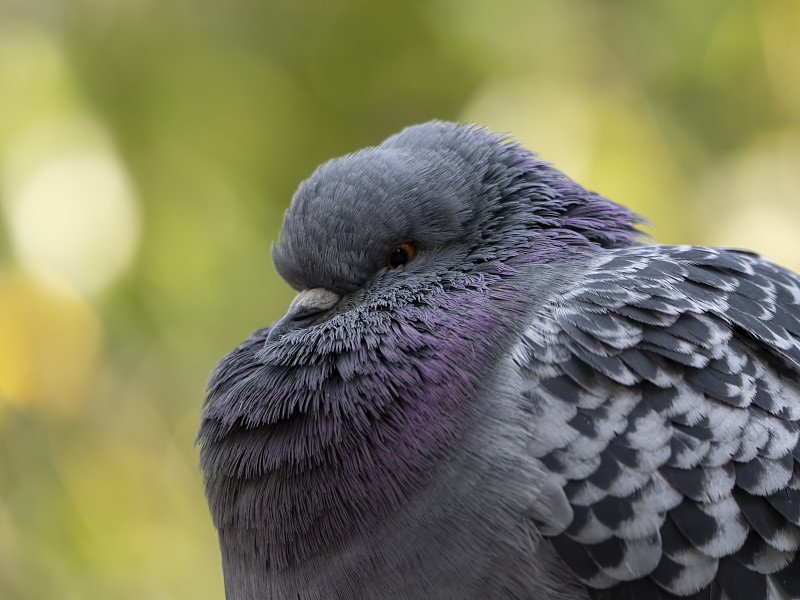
198, 121, 800, 599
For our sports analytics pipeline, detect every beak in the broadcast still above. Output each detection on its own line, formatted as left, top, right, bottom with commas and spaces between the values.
266, 288, 341, 342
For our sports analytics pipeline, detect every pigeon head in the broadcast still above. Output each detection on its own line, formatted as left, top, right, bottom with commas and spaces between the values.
271, 121, 480, 296
271, 121, 640, 299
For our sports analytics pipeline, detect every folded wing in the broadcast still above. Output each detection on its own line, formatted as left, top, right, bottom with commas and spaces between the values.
517, 245, 800, 599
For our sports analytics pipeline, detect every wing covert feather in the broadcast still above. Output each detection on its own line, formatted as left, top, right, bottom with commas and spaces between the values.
516, 246, 800, 599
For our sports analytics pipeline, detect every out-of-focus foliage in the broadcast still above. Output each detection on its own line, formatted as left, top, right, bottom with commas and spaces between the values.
0, 0, 797, 597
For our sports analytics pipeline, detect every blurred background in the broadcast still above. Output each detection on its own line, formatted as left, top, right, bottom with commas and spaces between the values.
0, 0, 798, 598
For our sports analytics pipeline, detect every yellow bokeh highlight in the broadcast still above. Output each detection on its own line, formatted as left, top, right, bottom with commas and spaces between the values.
461, 75, 687, 242
2, 115, 141, 297
757, 1, 800, 120
0, 271, 102, 416
462, 77, 597, 180
695, 132, 800, 273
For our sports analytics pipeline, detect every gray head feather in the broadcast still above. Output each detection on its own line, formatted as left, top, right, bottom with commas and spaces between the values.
271, 121, 640, 294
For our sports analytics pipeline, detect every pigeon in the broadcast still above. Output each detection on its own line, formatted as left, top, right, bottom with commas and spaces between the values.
198, 121, 800, 599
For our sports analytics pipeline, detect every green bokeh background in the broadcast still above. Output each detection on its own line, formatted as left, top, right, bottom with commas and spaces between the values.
1, 1, 799, 598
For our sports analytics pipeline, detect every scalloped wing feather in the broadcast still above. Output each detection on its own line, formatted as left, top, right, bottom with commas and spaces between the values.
517, 245, 800, 599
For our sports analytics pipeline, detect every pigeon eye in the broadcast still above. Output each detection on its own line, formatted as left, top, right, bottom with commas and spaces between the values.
386, 243, 416, 269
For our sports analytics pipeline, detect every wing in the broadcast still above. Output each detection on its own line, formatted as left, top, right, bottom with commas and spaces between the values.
517, 245, 800, 600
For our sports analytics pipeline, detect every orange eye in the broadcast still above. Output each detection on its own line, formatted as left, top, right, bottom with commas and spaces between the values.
386, 242, 416, 269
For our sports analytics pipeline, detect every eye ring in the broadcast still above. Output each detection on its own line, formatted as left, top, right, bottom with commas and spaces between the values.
386, 242, 416, 269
